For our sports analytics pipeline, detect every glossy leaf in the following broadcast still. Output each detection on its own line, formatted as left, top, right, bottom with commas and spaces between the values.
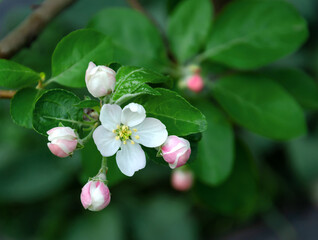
10, 88, 40, 128
133, 88, 207, 136
112, 66, 168, 104
0, 59, 40, 89
51, 29, 113, 88
205, 0, 308, 69
168, 0, 212, 63
33, 89, 83, 135
73, 99, 100, 109
88, 8, 168, 71
191, 101, 234, 186
265, 68, 318, 110
213, 74, 306, 140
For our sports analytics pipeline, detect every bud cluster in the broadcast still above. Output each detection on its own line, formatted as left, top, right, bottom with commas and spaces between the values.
44, 61, 193, 212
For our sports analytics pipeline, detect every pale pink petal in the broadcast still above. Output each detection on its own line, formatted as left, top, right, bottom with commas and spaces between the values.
80, 181, 92, 209
47, 143, 69, 158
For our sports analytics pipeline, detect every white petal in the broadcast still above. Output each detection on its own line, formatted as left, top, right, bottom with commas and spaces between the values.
100, 104, 122, 131
93, 126, 121, 157
116, 143, 146, 177
85, 61, 96, 82
132, 118, 168, 148
121, 103, 146, 127
47, 127, 76, 141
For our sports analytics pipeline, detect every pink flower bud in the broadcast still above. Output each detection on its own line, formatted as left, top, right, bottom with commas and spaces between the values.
171, 169, 193, 191
85, 61, 116, 98
161, 135, 191, 169
187, 74, 204, 93
80, 180, 111, 211
47, 127, 77, 158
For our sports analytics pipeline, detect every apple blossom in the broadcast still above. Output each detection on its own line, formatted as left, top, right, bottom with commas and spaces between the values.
47, 127, 77, 158
80, 177, 110, 211
171, 168, 193, 191
85, 61, 116, 98
161, 135, 191, 169
93, 103, 168, 176
187, 73, 204, 93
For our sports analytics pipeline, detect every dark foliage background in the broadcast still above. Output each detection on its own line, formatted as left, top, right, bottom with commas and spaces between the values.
1, 0, 318, 239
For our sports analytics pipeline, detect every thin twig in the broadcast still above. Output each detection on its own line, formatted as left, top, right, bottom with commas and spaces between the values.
127, 0, 177, 63
0, 90, 16, 99
0, 0, 77, 59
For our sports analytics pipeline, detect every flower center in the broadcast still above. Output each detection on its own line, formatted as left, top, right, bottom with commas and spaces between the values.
113, 125, 139, 144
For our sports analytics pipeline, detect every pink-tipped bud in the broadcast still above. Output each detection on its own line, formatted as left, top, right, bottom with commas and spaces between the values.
171, 168, 193, 191
85, 61, 116, 98
80, 180, 111, 211
187, 74, 204, 93
47, 127, 77, 158
161, 135, 191, 169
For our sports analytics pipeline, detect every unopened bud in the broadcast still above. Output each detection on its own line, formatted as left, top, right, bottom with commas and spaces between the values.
161, 135, 191, 169
187, 73, 204, 93
47, 127, 77, 158
80, 180, 110, 211
85, 61, 116, 98
171, 168, 193, 191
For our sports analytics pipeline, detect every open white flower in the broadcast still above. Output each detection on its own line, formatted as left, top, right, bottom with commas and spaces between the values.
93, 103, 168, 176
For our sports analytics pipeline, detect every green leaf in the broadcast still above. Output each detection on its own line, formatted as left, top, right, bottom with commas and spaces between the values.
0, 150, 80, 203
112, 66, 168, 104
204, 0, 308, 69
50, 29, 114, 88
133, 88, 207, 136
264, 68, 318, 110
191, 100, 234, 186
132, 196, 198, 240
287, 137, 318, 185
213, 74, 307, 140
80, 138, 127, 186
168, 0, 212, 63
10, 88, 40, 128
33, 89, 83, 135
88, 8, 168, 71
0, 59, 40, 89
73, 99, 100, 108
194, 140, 259, 219
64, 207, 124, 240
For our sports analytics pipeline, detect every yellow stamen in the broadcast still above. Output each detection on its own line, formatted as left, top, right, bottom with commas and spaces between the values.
115, 136, 120, 140
135, 135, 140, 140
133, 128, 137, 132
123, 140, 126, 144
130, 140, 135, 144
112, 129, 116, 133
128, 130, 132, 135
117, 125, 120, 129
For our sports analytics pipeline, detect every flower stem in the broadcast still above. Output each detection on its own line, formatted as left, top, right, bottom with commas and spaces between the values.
79, 122, 98, 145
101, 157, 108, 176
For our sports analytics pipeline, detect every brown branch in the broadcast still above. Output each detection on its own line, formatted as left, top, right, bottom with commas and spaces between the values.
0, 90, 16, 99
0, 0, 77, 59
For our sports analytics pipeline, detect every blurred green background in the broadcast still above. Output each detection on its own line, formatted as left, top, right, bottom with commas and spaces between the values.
1, 0, 318, 239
